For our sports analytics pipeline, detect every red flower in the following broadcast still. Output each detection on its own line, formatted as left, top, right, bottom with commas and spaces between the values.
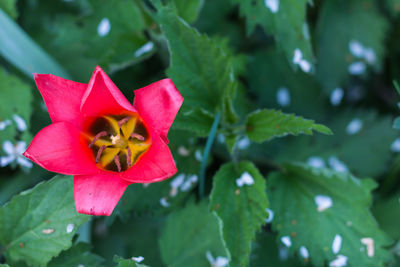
23, 66, 183, 216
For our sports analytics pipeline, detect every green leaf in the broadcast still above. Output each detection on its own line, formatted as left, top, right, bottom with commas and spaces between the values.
267, 163, 392, 267
385, 0, 400, 17
209, 161, 269, 267
174, 107, 215, 137
0, 0, 17, 19
394, 117, 400, 130
316, 0, 388, 91
246, 109, 332, 143
172, 0, 204, 23
233, 0, 313, 72
372, 191, 400, 240
48, 243, 104, 267
0, 9, 70, 79
0, 176, 90, 267
159, 201, 227, 267
114, 255, 149, 267
157, 6, 238, 124
0, 67, 33, 146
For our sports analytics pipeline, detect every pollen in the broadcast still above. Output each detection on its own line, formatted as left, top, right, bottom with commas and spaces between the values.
84, 113, 151, 172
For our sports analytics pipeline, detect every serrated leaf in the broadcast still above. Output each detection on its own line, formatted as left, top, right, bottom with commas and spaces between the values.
0, 176, 90, 267
267, 163, 392, 267
174, 107, 215, 137
48, 243, 104, 267
0, 9, 69, 79
210, 161, 269, 267
157, 6, 238, 124
0, 0, 17, 19
159, 201, 227, 267
246, 109, 332, 143
172, 0, 204, 23
0, 67, 32, 146
233, 0, 313, 72
316, 0, 388, 91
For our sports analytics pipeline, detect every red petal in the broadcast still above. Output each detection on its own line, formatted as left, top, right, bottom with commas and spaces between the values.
80, 66, 136, 117
74, 173, 130, 216
133, 79, 183, 143
120, 131, 177, 183
34, 74, 87, 128
23, 122, 98, 175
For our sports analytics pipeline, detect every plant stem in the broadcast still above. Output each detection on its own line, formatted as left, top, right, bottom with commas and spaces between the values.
199, 112, 220, 198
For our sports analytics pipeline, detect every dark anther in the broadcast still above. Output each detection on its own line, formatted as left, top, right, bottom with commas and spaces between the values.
131, 132, 145, 141
96, 145, 106, 163
127, 147, 132, 167
89, 131, 108, 148
114, 155, 121, 172
118, 117, 130, 127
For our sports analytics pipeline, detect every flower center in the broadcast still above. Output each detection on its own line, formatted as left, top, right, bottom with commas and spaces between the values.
84, 113, 151, 172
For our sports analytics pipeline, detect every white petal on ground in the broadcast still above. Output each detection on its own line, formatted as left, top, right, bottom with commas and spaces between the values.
315, 195, 333, 212
332, 234, 343, 254
97, 18, 111, 37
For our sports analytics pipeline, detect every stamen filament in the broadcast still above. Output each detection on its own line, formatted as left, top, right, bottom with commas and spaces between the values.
96, 145, 106, 163
89, 131, 108, 148
131, 133, 145, 141
114, 155, 121, 172
118, 117, 130, 127
127, 147, 132, 167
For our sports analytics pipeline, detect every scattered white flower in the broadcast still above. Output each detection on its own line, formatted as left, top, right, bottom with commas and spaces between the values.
391, 138, 400, 152
134, 42, 154, 58
206, 251, 229, 267
276, 87, 291, 107
281, 236, 292, 247
132, 256, 145, 263
348, 61, 366, 75
180, 174, 198, 192
237, 136, 250, 150
299, 59, 312, 73
328, 156, 348, 172
97, 18, 111, 37
332, 234, 343, 254
195, 149, 202, 162
329, 255, 348, 267
363, 48, 376, 64
160, 197, 170, 207
66, 223, 75, 233
315, 195, 333, 212
346, 118, 363, 135
292, 48, 312, 73
264, 0, 279, 13
265, 208, 274, 223
77, 265, 84, 267
293, 49, 303, 64
1, 141, 32, 168
236, 172, 254, 187
13, 114, 27, 132
361, 237, 374, 257
349, 40, 364, 58
330, 88, 344, 106
307, 156, 326, 168
42, 229, 54, 234
178, 146, 190, 156
0, 119, 11, 131
299, 246, 309, 259
170, 174, 185, 197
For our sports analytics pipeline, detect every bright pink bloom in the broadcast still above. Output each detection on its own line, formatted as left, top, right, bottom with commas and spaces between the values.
24, 66, 183, 216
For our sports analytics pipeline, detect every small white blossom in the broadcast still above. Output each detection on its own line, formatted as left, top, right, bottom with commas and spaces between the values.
66, 223, 75, 233
281, 236, 292, 247
348, 62, 366, 75
206, 251, 229, 267
346, 118, 363, 135
276, 87, 291, 107
97, 18, 111, 37
349, 40, 364, 58
299, 246, 309, 259
330, 88, 344, 106
328, 156, 348, 172
180, 174, 198, 192
13, 114, 27, 131
160, 197, 170, 207
315, 195, 333, 212
178, 146, 190, 156
236, 172, 254, 187
134, 42, 154, 57
132, 256, 145, 263
332, 234, 342, 254
0, 119, 11, 131
307, 156, 326, 168
1, 141, 32, 169
391, 138, 400, 152
292, 49, 312, 73
237, 136, 250, 150
329, 255, 348, 267
264, 0, 279, 13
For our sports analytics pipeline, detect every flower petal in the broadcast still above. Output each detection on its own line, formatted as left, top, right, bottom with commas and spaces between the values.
3, 140, 14, 155
121, 131, 177, 183
34, 73, 87, 128
80, 66, 136, 118
74, 173, 130, 216
133, 79, 183, 143
23, 122, 98, 175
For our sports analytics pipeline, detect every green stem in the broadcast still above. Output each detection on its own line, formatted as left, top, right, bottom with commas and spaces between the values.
199, 112, 221, 198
